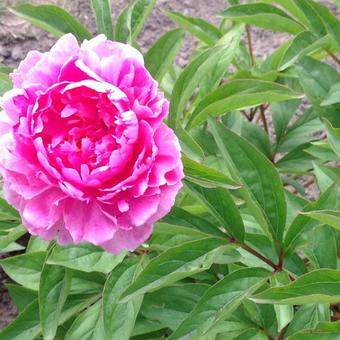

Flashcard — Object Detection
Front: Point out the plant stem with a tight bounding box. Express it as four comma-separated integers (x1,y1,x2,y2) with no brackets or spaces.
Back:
260,105,269,133
326,49,340,67
246,25,255,66
241,243,281,271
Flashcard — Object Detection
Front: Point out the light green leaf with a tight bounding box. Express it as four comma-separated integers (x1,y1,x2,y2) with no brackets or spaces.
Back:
9,4,92,41
284,182,339,254
176,126,205,161
47,243,126,273
322,82,340,106
115,0,156,43
301,210,340,232
183,155,240,190
0,225,26,253
253,269,340,305
295,57,340,127
278,32,331,71
166,11,222,46
65,300,105,340
187,79,302,129
185,181,245,242
0,251,45,290
220,3,304,34
285,304,330,338
26,236,50,253
0,300,40,340
39,264,72,340
145,29,185,82
169,267,270,339
91,0,113,39
120,238,227,302
306,225,337,269
0,73,12,96
272,272,294,331
168,45,229,129
103,257,146,339
209,119,287,243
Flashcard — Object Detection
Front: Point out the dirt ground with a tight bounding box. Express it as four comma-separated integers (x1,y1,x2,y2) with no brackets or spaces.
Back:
0,0,339,330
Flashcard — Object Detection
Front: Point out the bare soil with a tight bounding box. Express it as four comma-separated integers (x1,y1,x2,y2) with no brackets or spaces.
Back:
0,0,339,330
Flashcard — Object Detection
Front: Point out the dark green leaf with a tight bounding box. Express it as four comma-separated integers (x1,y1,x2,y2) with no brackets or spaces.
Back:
185,181,245,242
209,119,287,243
140,283,210,330
6,284,37,312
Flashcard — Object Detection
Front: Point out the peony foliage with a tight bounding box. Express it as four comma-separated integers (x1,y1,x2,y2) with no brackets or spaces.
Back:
1,0,340,339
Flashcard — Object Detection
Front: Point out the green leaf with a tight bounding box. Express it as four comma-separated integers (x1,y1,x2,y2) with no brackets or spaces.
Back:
39,264,72,340
323,119,340,158
295,57,340,127
272,0,310,27
183,155,240,190
185,181,245,242
187,79,302,129
145,29,185,82
9,4,91,41
120,238,227,302
322,82,340,106
292,0,326,36
166,11,222,46
272,272,294,331
0,225,26,252
162,206,227,238
284,182,339,254
91,0,113,39
209,119,287,243
26,236,50,253
115,0,156,43
65,300,105,340
140,283,209,330
278,31,331,71
0,73,12,96
176,126,205,161
220,3,304,34
103,257,145,339
253,269,340,305
47,243,126,273
0,300,40,340
169,267,270,339
308,224,338,269
168,45,229,129
0,251,45,290
285,304,330,338
308,0,340,48
301,210,340,232
6,284,37,312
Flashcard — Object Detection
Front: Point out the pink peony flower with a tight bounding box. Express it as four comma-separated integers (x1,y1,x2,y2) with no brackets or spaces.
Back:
0,34,183,254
